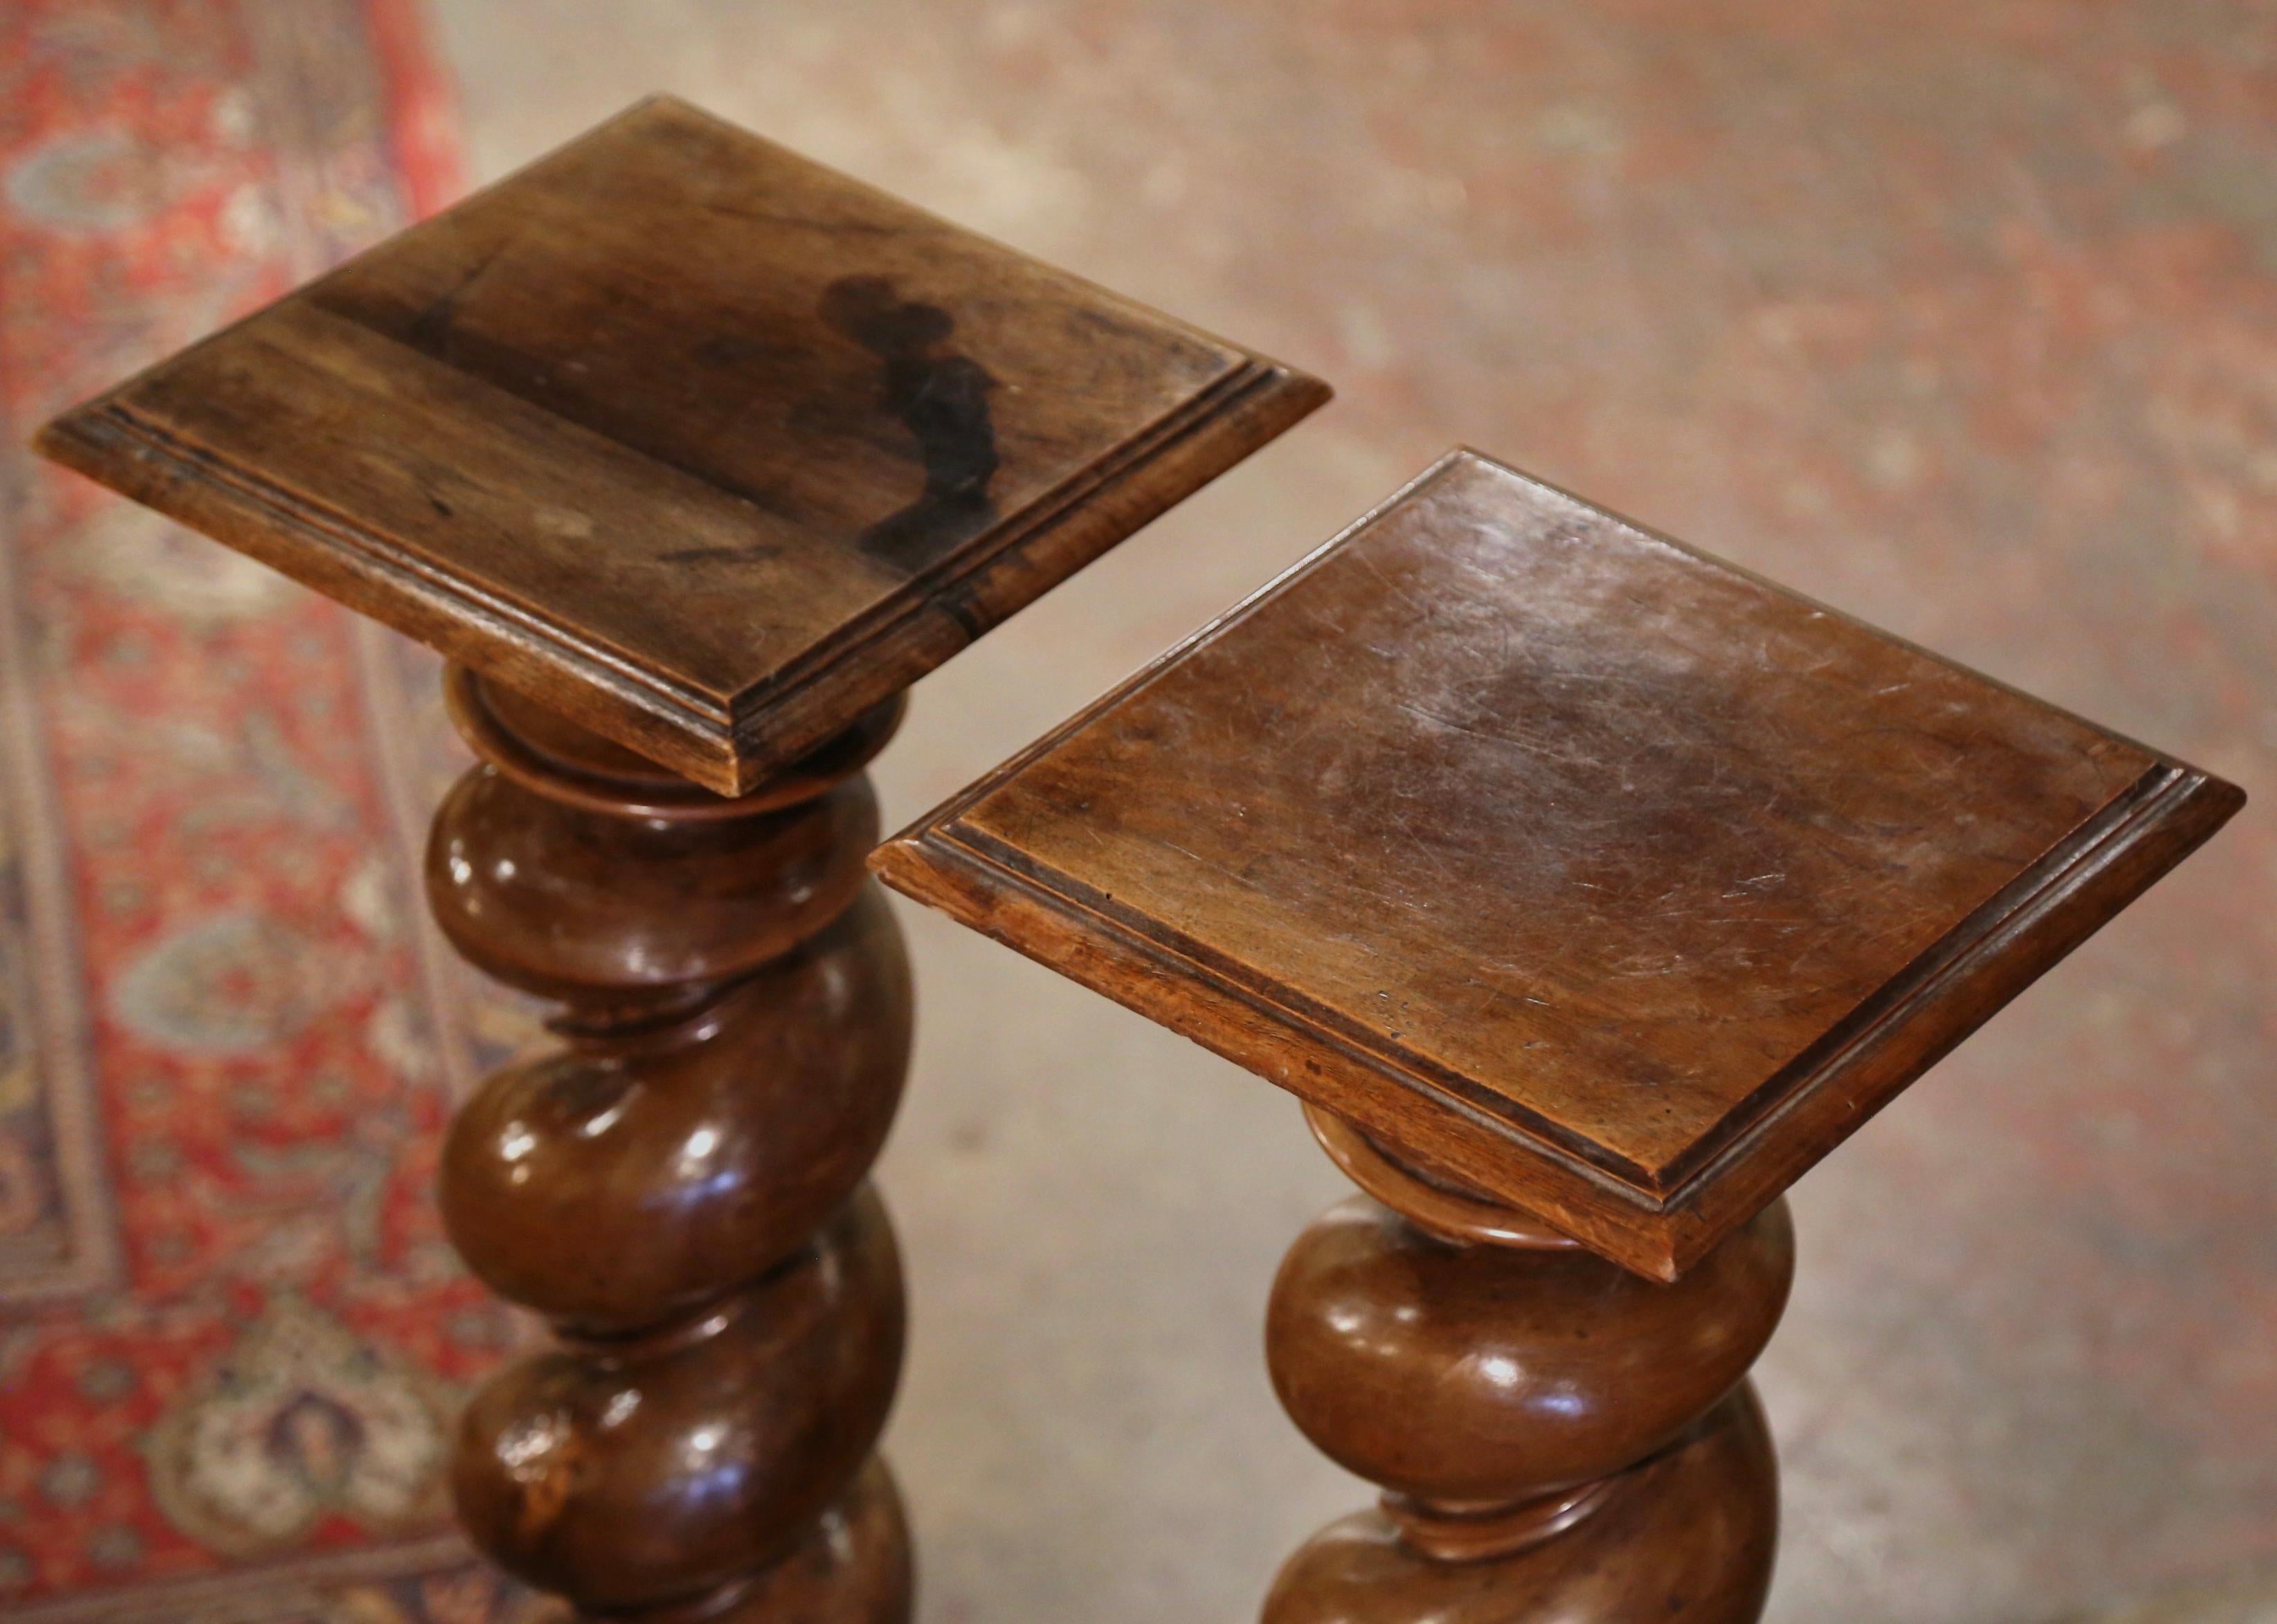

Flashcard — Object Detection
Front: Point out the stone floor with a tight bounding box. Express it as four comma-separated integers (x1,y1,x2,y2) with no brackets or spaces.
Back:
422,4,2277,1621
2063,1558,2277,1624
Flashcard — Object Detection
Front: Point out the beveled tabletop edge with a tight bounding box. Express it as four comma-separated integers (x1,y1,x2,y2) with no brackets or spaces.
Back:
37,350,1324,796
30,94,1330,796
871,448,2247,1279
715,353,1325,788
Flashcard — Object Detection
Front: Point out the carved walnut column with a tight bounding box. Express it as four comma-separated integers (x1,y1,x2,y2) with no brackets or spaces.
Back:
873,448,2242,1621
35,95,1325,1621
1260,1108,1789,1621
429,673,914,1619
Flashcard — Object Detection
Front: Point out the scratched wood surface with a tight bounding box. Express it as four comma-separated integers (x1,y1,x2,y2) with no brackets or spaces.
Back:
35,94,1326,794
873,450,2243,1278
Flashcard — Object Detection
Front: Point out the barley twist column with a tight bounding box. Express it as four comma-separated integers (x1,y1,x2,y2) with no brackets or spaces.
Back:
1261,1108,1788,1622
870,448,2241,1624
35,93,1326,1619
428,670,911,1620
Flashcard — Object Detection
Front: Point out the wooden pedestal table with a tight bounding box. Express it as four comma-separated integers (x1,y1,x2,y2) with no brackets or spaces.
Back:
872,449,2243,1622
35,95,1326,1623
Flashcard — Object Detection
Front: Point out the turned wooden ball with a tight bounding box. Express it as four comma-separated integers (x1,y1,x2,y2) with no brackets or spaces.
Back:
1263,1388,1780,1624
1265,1195,1794,1505
439,890,911,1332
693,1457,916,1624
426,765,878,1005
451,1186,905,1611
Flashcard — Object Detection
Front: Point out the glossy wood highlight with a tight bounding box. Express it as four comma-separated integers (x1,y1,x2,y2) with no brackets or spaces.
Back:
437,672,913,1620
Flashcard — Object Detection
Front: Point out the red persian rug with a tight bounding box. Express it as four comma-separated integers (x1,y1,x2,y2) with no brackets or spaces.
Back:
0,3,548,1619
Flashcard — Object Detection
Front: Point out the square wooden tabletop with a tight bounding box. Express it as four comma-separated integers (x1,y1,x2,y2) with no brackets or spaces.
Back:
35,96,1326,794
873,450,2242,1278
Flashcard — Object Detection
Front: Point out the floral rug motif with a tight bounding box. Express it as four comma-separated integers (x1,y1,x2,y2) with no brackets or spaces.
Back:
0,3,547,1618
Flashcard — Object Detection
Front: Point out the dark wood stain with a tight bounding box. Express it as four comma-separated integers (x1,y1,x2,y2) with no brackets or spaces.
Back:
825,275,999,490
33,94,1327,794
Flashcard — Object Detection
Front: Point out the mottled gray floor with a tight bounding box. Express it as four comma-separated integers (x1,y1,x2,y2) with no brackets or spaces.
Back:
425,6,2277,1621
2062,1560,2277,1624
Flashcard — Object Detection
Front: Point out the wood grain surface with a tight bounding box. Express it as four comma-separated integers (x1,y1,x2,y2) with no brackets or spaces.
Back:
35,95,1326,793
873,449,2243,1278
